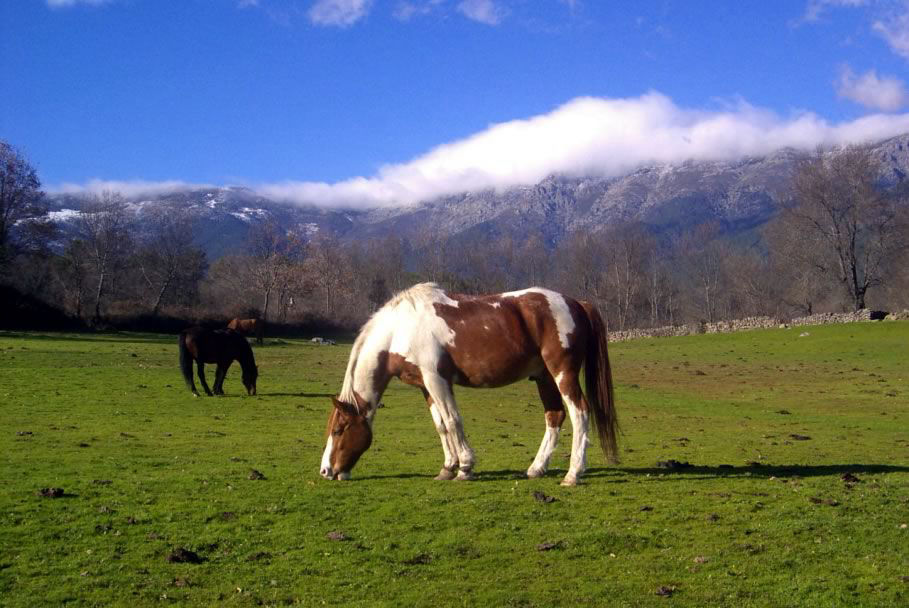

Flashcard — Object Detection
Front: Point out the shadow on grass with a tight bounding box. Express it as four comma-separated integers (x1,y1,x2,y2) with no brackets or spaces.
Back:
586,463,909,480
0,331,168,344
262,392,335,399
355,463,909,483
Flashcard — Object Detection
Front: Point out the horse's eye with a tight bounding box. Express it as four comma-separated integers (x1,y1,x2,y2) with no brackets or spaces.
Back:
332,427,344,436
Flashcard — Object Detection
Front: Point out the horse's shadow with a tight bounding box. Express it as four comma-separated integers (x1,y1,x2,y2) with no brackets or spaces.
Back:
585,463,909,481
262,392,335,399
354,463,909,483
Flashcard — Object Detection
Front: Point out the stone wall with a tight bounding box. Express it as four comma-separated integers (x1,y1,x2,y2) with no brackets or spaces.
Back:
607,309,903,343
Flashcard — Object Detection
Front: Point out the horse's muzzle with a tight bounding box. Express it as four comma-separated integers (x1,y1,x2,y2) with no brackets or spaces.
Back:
320,466,349,480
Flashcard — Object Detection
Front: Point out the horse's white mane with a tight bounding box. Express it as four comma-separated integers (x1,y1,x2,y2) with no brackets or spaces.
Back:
338,283,443,407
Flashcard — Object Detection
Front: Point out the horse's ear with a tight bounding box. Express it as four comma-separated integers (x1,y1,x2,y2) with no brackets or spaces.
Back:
331,396,347,414
332,397,357,418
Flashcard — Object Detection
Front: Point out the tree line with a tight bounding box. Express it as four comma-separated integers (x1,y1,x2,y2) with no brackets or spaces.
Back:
2,139,908,333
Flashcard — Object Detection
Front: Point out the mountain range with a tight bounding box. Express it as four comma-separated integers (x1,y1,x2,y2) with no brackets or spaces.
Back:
46,133,909,258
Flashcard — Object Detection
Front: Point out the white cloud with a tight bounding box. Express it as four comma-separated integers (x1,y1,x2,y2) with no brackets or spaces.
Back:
255,93,909,208
52,94,909,209
46,0,113,6
308,0,373,27
798,0,869,24
873,8,909,59
394,0,444,21
457,0,507,25
836,65,909,110
52,179,210,198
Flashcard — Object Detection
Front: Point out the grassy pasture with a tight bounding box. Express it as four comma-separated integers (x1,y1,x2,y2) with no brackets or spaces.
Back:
1,323,907,607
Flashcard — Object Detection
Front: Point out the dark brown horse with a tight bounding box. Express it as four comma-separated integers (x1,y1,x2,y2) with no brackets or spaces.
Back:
227,317,264,344
179,327,258,396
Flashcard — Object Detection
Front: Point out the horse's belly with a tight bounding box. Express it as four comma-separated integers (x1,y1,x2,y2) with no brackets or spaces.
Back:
450,353,543,389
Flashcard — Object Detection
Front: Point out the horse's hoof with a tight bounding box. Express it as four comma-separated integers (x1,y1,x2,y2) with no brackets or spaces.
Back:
560,477,579,487
455,469,476,481
434,468,456,481
526,467,544,479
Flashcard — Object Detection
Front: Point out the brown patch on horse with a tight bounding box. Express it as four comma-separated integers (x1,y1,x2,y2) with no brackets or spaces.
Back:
544,408,566,429
431,295,546,388
386,352,424,388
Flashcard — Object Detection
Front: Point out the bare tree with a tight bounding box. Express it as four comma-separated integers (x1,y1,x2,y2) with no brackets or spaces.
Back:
246,221,301,322
0,140,47,267
785,146,906,310
603,223,652,330
763,218,829,315
76,191,133,323
53,240,92,318
135,204,207,315
302,234,355,318
554,231,609,316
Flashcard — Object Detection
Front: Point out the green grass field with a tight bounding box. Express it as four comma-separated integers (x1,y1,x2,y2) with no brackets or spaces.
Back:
1,323,907,607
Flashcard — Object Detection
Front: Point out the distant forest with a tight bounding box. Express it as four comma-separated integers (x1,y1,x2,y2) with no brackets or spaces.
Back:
2,140,908,334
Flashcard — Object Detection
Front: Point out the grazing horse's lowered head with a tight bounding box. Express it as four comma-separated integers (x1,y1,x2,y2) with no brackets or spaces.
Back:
320,397,373,480
241,364,258,396
319,282,618,485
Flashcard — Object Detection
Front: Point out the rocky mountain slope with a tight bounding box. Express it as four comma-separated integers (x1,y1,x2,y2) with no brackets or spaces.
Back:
45,133,909,257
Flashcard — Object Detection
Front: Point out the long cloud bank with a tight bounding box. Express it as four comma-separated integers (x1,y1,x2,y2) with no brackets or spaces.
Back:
56,93,909,208
257,92,909,208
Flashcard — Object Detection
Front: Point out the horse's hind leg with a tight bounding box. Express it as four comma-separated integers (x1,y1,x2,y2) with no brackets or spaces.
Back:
423,372,475,480
527,374,566,479
421,388,460,480
196,362,214,396
552,371,589,486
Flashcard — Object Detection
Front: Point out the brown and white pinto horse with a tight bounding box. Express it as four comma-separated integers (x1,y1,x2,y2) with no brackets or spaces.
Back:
320,283,618,486
227,317,264,344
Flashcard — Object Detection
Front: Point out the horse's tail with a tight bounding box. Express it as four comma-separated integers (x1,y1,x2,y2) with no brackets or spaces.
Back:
178,331,195,392
580,301,619,464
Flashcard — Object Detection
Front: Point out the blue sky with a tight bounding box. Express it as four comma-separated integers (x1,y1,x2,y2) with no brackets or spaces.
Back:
3,0,909,206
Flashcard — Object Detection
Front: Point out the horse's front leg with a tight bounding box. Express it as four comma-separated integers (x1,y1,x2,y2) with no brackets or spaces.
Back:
213,364,227,395
196,362,214,396
421,388,459,480
424,374,475,480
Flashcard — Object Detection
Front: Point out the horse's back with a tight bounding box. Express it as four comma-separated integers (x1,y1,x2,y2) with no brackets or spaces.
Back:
182,326,247,364
402,290,557,387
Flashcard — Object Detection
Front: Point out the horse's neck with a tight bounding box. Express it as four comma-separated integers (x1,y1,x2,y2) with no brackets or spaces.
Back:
341,323,393,413
236,344,254,370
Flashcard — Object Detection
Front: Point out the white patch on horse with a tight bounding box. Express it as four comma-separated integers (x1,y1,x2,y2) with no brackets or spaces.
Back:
528,424,561,478
320,436,334,478
562,394,588,485
502,287,574,348
338,283,456,410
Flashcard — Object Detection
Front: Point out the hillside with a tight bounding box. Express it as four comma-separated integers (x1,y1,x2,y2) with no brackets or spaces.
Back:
44,133,909,257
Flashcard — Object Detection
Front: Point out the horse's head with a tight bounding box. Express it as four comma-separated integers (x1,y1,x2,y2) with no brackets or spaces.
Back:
242,365,258,396
320,397,372,480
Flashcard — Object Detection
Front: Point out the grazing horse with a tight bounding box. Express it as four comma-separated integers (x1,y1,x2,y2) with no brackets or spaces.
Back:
179,327,258,396
320,283,617,486
227,317,264,344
